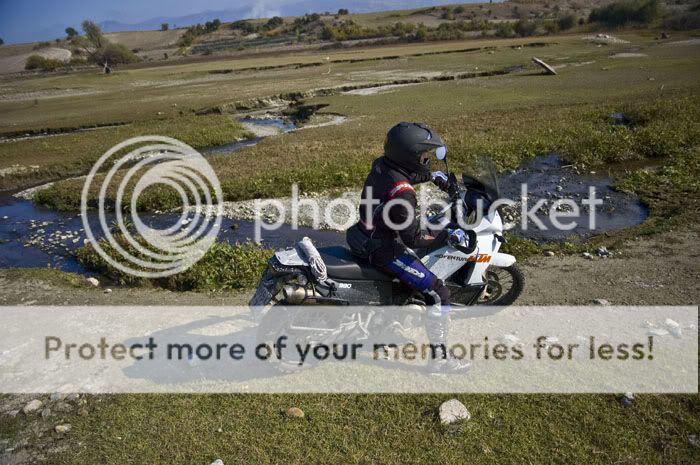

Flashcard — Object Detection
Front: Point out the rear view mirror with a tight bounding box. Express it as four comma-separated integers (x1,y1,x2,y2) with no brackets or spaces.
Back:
436,146,447,160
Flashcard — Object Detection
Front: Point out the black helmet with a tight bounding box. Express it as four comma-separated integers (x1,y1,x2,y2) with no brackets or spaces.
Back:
384,122,444,176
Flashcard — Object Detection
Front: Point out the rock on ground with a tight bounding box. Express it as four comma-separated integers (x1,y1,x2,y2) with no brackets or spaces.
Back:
54,424,71,433
22,399,43,414
286,407,305,418
439,399,470,424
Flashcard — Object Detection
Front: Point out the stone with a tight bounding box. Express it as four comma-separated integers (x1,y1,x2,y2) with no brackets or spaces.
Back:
592,298,611,306
41,408,51,418
439,399,470,424
544,251,555,257
86,277,99,287
286,407,305,418
104,288,112,294
65,393,79,403
620,392,634,408
582,252,592,260
664,318,682,337
210,460,224,465
22,399,43,414
53,402,72,413
596,246,611,257
54,424,71,434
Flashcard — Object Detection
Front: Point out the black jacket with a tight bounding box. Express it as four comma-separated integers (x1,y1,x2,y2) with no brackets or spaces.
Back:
358,156,433,249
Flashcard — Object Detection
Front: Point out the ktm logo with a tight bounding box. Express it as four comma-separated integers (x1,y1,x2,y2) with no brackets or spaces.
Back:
468,254,492,263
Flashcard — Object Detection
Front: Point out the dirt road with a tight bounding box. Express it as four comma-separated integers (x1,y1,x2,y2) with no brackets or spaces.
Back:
0,227,698,307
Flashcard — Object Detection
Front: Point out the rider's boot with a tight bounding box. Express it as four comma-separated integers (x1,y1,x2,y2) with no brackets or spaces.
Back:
424,308,472,374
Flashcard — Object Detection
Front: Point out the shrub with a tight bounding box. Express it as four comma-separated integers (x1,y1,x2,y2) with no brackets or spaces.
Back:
161,23,169,31
90,43,139,64
76,236,272,291
589,0,660,27
558,14,577,30
265,16,284,29
495,22,516,38
514,19,537,36
663,11,700,30
24,54,63,71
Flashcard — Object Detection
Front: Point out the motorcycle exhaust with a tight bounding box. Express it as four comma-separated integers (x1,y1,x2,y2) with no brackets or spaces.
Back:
282,284,308,304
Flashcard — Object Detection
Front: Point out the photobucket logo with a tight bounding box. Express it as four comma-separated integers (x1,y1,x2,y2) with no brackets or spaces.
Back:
81,136,223,278
252,183,604,240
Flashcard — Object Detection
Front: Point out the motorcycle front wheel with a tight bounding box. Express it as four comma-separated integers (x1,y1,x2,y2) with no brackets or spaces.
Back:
450,264,524,307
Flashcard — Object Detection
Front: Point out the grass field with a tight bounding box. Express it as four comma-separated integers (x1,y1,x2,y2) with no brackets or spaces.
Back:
11,393,688,464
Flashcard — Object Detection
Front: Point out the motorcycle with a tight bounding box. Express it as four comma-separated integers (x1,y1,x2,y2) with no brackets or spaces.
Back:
249,154,524,369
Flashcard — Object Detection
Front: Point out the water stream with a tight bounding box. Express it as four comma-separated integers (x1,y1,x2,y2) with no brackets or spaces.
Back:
0,120,649,273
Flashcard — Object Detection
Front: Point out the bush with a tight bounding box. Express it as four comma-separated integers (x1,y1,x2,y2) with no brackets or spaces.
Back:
90,43,139,65
589,0,660,27
495,22,516,38
24,54,64,71
663,11,700,30
33,41,51,50
514,19,537,37
265,16,284,29
558,14,577,30
76,236,272,291
161,23,169,31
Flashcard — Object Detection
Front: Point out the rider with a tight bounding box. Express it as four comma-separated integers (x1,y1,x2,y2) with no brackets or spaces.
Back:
348,122,471,374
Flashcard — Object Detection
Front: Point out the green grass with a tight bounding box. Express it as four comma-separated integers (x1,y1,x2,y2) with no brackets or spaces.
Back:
0,267,89,288
75,237,272,291
0,115,251,192
11,393,688,464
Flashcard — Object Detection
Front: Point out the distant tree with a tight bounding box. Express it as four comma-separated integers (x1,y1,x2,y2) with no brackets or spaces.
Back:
338,8,349,15
589,0,660,27
495,22,515,37
454,6,465,14
0,38,4,46
266,16,284,29
81,20,105,49
161,23,169,31
204,19,221,32
414,25,428,41
65,27,79,39
558,14,577,30
90,43,139,65
514,19,537,36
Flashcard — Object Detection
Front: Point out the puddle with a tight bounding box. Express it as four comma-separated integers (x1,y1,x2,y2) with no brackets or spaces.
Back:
499,155,648,241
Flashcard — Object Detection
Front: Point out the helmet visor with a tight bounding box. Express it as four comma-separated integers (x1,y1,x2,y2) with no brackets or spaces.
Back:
435,146,447,160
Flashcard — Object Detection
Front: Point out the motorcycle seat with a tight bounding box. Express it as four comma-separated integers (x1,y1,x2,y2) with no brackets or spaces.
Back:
318,246,394,282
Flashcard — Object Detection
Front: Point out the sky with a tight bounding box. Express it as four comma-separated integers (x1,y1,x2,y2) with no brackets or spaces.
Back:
0,0,486,44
